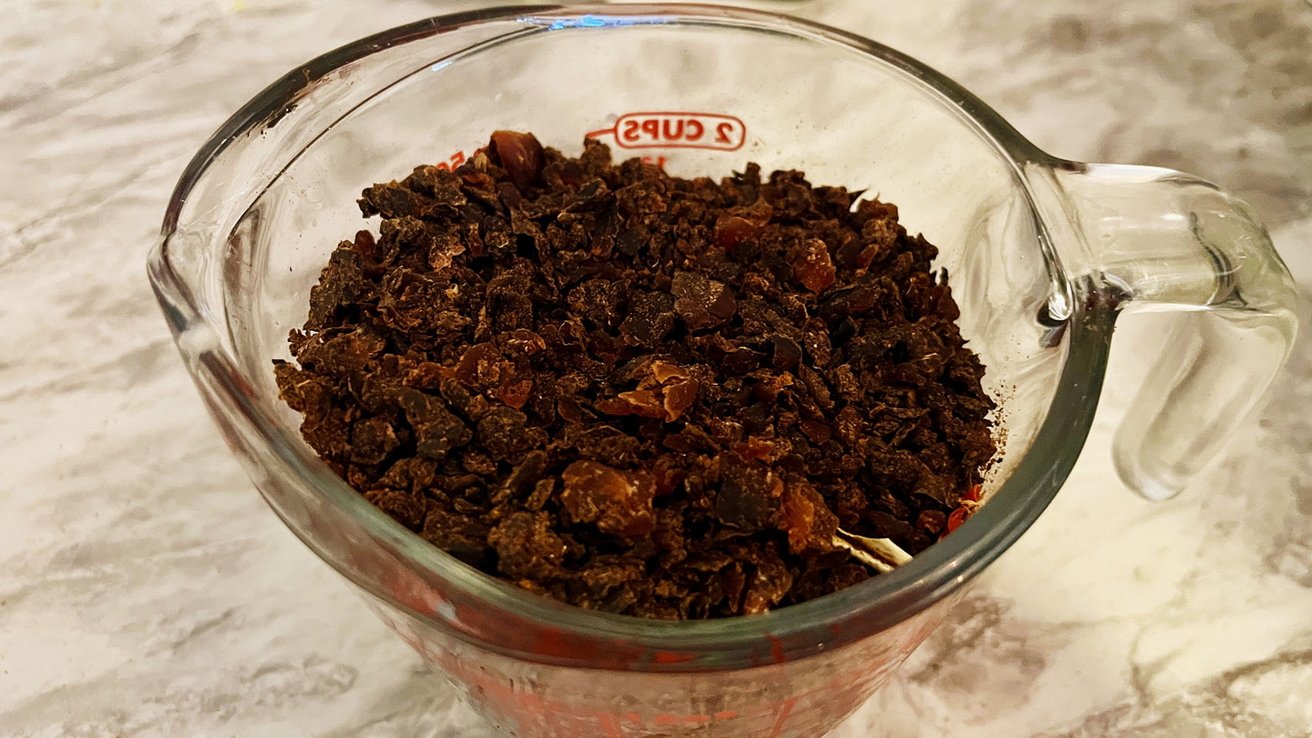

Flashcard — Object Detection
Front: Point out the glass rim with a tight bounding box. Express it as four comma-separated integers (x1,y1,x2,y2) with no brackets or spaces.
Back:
149,3,1112,670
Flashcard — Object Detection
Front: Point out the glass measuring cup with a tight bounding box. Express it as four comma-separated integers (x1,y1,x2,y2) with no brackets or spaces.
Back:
147,5,1299,737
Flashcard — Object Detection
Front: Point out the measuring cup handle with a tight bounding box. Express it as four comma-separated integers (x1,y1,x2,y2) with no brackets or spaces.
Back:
1045,163,1300,500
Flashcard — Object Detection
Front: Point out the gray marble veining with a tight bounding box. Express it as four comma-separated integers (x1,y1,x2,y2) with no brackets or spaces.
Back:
2,1,1310,736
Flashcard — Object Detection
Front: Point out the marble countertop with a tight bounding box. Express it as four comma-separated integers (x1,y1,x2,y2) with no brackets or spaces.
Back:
3,1,1311,736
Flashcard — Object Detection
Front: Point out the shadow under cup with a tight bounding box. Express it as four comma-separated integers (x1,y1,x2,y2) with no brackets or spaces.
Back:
149,5,1297,737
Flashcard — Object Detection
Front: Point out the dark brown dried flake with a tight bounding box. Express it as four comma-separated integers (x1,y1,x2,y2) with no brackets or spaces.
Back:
489,511,565,579
349,417,399,465
364,489,427,530
476,406,545,463
421,508,489,564
619,291,676,346
714,453,784,532
306,248,366,328
672,271,737,331
396,388,471,461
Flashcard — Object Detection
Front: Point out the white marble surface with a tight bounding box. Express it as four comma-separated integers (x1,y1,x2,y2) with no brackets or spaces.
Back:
3,1,1311,736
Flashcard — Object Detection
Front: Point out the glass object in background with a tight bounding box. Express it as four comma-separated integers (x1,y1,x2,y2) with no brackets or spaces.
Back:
148,5,1298,736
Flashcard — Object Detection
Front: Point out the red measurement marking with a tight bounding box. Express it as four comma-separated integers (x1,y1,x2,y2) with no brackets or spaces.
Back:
588,111,746,151
434,146,484,171
653,713,713,726
766,696,798,738
651,649,697,664
381,564,445,617
594,711,624,737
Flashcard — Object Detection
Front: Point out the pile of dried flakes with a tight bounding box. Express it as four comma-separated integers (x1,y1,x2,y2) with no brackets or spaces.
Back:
275,131,995,619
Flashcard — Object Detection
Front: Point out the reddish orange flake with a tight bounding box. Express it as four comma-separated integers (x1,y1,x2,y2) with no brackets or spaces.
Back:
778,481,838,554
793,238,836,292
